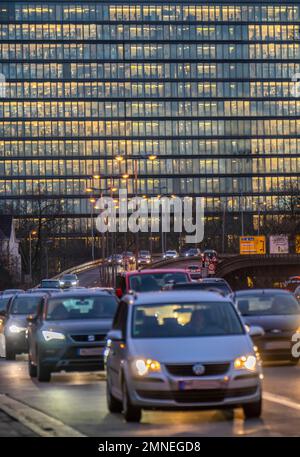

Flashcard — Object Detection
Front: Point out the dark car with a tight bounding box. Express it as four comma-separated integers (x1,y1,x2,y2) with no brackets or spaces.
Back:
165,278,232,297
233,289,300,363
27,290,118,382
3,293,46,360
39,279,61,289
116,269,192,298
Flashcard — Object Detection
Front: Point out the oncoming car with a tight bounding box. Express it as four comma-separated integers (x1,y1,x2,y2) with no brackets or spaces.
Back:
105,291,263,423
27,290,118,382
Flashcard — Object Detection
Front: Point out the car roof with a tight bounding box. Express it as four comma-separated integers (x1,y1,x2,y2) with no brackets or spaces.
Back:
48,290,113,299
13,292,46,298
235,288,291,295
120,269,190,277
126,290,230,305
200,278,228,283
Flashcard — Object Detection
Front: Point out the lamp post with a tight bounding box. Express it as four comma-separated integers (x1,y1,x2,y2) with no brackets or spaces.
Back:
29,229,37,284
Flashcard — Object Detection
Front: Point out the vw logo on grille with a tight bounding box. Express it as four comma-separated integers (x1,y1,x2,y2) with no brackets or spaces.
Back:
192,363,205,376
88,335,95,342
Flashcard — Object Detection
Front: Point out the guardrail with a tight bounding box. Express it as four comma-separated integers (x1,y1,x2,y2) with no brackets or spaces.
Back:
53,259,102,279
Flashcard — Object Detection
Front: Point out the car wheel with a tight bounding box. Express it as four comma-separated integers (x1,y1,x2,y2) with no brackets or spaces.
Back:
106,380,122,413
37,359,51,382
122,379,142,423
243,395,262,419
28,355,37,378
5,340,16,361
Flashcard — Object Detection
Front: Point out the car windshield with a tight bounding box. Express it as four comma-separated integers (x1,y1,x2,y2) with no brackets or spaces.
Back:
0,296,11,312
41,281,60,288
46,295,118,320
10,296,42,315
129,272,189,292
140,251,150,256
63,275,77,280
132,302,244,338
236,293,300,316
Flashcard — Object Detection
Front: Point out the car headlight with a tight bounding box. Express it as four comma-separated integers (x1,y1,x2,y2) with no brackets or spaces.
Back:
234,355,257,371
132,358,161,376
9,324,26,334
42,330,65,342
71,281,77,285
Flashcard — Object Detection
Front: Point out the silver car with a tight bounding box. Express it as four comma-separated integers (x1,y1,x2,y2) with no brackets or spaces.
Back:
105,290,263,422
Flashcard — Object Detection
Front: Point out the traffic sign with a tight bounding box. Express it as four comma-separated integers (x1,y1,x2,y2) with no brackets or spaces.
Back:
240,236,266,255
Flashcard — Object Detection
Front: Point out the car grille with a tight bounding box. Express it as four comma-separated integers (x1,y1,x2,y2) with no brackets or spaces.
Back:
136,386,257,403
63,347,104,359
70,334,106,342
165,363,230,377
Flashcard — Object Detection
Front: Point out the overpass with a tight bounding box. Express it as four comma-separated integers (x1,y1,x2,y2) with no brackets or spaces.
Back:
55,254,300,289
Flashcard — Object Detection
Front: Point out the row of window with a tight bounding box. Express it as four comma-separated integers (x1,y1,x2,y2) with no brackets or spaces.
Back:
1,23,300,42
0,176,298,198
2,195,296,218
2,81,298,98
2,62,300,80
9,4,300,23
3,100,300,118
1,119,300,138
1,138,298,157
2,43,300,60
2,157,299,177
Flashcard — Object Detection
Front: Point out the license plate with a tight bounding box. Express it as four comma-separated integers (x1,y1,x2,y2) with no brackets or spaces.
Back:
178,380,223,391
78,347,103,356
265,341,291,350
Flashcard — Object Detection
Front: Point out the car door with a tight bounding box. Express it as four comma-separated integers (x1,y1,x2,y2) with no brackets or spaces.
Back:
28,297,45,364
108,301,128,399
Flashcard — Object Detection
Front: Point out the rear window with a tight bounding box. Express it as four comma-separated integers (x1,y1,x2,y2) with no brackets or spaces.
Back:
129,272,189,292
236,293,300,316
0,296,10,312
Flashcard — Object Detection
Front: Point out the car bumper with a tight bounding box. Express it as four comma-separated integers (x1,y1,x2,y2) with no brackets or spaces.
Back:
38,343,105,372
255,335,295,361
125,367,262,410
5,333,28,354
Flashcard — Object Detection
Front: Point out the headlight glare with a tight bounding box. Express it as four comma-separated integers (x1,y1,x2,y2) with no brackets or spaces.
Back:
234,355,257,371
133,358,161,376
9,324,26,334
42,330,65,342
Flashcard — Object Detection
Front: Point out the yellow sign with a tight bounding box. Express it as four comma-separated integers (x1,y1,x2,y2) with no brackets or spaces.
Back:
240,236,266,255
296,235,300,254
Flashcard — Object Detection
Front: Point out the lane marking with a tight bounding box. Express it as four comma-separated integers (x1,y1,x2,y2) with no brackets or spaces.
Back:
263,391,300,411
0,394,86,437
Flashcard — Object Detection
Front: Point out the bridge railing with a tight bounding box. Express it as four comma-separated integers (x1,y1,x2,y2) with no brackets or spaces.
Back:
53,259,102,279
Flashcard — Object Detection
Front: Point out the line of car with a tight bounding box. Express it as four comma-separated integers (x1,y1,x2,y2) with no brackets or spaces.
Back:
1,269,300,425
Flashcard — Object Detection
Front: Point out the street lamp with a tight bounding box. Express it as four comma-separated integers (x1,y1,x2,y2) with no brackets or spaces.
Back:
29,229,37,283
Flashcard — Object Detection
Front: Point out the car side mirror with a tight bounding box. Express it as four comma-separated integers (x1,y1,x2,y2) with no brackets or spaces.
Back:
27,314,38,323
116,288,123,299
107,329,123,341
248,326,264,338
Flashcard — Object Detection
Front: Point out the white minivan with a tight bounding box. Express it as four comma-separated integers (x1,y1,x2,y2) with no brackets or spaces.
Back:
105,290,263,422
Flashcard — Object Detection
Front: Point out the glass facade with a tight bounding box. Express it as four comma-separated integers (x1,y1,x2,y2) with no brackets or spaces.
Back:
0,1,300,236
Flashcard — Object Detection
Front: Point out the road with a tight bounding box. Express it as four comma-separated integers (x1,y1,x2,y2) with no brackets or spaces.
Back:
0,356,300,437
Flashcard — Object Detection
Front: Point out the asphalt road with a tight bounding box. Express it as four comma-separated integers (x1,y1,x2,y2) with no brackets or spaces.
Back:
0,356,300,437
